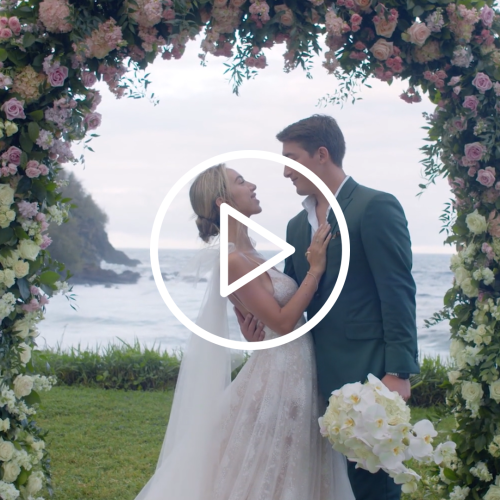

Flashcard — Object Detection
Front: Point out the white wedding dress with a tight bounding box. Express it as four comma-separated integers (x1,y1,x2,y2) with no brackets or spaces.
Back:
135,265,355,500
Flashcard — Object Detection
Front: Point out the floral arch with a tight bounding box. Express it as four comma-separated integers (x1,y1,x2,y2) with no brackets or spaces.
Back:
0,0,497,498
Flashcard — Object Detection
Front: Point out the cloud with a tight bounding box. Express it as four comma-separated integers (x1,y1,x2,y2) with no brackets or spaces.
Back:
67,37,450,254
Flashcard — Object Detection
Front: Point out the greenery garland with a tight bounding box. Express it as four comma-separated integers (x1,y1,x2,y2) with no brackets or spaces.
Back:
0,0,496,498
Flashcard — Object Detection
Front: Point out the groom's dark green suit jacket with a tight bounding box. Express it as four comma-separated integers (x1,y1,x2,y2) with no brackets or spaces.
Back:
284,177,420,402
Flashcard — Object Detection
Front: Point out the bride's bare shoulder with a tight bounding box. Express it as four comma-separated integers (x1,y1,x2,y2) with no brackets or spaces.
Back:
227,251,254,283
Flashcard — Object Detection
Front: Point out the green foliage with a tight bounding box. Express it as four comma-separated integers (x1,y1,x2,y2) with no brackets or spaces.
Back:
410,355,455,407
34,339,182,391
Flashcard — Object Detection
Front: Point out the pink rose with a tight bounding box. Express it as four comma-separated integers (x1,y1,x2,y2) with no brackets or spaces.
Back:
449,176,465,190
5,146,21,165
82,70,97,87
351,13,362,26
463,95,479,113
1,98,25,120
375,19,398,38
40,234,52,250
468,166,478,177
83,112,102,130
38,164,49,175
472,72,493,93
483,188,500,203
482,242,495,260
0,28,12,39
481,5,495,27
451,116,467,131
25,160,40,178
163,8,176,19
353,0,371,10
354,41,366,50
465,142,487,162
407,21,431,46
449,76,461,86
0,17,8,28
22,298,40,312
8,17,20,35
489,212,500,237
477,167,496,187
48,66,68,87
370,39,394,60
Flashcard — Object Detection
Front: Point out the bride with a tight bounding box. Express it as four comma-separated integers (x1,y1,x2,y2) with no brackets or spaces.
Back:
134,164,355,500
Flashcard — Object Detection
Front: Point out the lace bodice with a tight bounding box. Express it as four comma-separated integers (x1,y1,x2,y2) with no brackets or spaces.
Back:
264,268,306,340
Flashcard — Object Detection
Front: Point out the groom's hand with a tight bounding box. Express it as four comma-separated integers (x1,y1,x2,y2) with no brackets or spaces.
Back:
381,374,411,402
234,308,265,342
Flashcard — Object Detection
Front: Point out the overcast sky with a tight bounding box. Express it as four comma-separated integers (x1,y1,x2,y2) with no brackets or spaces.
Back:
69,35,453,254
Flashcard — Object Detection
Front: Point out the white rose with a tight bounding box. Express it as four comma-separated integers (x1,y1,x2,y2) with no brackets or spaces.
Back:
490,380,500,403
0,439,14,461
483,268,495,285
0,481,19,500
462,381,483,403
448,371,461,384
407,21,431,46
13,259,29,279
466,209,488,234
461,278,479,297
13,318,30,339
0,250,18,268
2,461,20,483
18,342,31,365
0,184,14,207
454,266,469,285
485,485,500,500
0,418,9,432
26,471,43,495
450,253,464,271
370,39,394,60
450,485,470,500
13,374,33,398
18,239,40,261
1,269,14,288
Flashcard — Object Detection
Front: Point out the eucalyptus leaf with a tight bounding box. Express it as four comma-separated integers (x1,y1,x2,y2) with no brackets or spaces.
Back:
39,271,60,285
0,227,14,244
28,121,40,143
16,277,30,300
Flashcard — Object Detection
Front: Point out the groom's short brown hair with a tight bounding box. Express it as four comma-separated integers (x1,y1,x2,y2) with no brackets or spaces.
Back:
276,115,346,167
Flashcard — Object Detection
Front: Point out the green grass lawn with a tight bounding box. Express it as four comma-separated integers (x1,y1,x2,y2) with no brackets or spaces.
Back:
36,386,454,500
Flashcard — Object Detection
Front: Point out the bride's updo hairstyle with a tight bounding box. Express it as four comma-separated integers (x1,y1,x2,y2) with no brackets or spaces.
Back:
189,163,233,243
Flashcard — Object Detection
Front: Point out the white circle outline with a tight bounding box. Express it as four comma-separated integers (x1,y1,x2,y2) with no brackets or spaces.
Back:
150,150,350,350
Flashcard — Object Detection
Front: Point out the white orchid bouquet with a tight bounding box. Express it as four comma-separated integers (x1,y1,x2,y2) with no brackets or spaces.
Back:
319,374,456,494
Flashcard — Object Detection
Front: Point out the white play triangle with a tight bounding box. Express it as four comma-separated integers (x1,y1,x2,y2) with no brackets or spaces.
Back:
220,203,295,298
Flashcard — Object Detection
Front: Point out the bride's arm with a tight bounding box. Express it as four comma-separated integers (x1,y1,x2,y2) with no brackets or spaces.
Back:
229,223,331,336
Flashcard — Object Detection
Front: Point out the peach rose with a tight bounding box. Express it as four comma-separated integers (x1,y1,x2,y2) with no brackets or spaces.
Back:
370,39,393,60
407,21,431,46
353,0,371,10
375,19,397,38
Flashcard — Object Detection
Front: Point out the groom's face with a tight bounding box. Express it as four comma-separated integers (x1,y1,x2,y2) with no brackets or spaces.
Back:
282,142,319,196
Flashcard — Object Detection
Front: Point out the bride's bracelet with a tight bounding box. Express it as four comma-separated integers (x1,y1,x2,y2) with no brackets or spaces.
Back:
306,271,319,292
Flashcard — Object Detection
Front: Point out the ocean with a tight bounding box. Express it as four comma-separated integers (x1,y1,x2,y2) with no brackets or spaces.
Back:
37,249,453,359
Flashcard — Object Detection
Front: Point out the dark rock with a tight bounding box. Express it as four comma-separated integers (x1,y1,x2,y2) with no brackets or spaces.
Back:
69,266,141,285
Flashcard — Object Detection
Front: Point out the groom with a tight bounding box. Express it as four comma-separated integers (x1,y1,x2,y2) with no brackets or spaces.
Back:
237,114,420,500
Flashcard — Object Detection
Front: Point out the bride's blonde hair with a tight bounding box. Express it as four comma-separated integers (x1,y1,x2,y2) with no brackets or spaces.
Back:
189,163,233,243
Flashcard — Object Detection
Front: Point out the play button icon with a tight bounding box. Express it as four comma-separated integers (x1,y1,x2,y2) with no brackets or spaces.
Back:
219,203,295,297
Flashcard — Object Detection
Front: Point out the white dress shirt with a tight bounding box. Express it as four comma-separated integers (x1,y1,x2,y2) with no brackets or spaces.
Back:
302,176,350,241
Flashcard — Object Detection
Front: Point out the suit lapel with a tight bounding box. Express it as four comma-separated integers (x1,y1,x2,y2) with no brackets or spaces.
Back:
294,213,310,281
328,177,357,232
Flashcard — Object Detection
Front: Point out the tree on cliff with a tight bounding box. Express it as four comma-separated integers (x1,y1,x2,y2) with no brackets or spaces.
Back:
48,170,140,284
